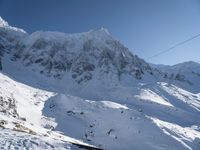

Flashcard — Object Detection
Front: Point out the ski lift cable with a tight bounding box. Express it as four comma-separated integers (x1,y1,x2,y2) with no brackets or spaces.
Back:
146,33,200,60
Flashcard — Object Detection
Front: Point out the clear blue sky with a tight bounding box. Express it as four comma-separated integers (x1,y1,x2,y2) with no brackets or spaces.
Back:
0,0,200,65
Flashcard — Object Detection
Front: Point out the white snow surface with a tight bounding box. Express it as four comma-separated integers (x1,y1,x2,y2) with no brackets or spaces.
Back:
0,17,200,150
0,17,9,27
0,16,26,33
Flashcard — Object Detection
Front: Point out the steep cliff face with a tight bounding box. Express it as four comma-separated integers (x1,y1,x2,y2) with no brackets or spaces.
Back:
0,57,2,71
0,38,4,70
0,20,153,84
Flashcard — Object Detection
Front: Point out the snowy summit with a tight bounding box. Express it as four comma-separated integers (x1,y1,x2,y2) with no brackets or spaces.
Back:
0,16,9,27
0,17,200,150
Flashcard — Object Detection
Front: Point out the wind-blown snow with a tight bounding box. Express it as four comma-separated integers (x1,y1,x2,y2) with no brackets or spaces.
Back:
100,101,129,109
151,117,200,150
135,88,173,107
159,82,200,111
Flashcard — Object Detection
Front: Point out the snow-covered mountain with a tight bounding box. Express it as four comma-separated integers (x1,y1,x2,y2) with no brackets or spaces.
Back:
155,61,200,82
0,16,200,150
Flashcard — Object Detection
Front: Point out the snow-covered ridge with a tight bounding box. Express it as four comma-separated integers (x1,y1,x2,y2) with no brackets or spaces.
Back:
0,17,153,85
153,61,200,73
0,16,26,33
0,17,200,150
1,16,199,86
152,61,200,88
0,16,9,27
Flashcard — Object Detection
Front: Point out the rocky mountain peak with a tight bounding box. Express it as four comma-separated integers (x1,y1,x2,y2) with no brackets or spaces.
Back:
0,16,26,33
0,20,153,84
0,16,9,27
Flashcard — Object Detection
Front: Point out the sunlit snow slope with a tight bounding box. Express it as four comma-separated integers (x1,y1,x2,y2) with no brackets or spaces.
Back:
0,16,200,150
